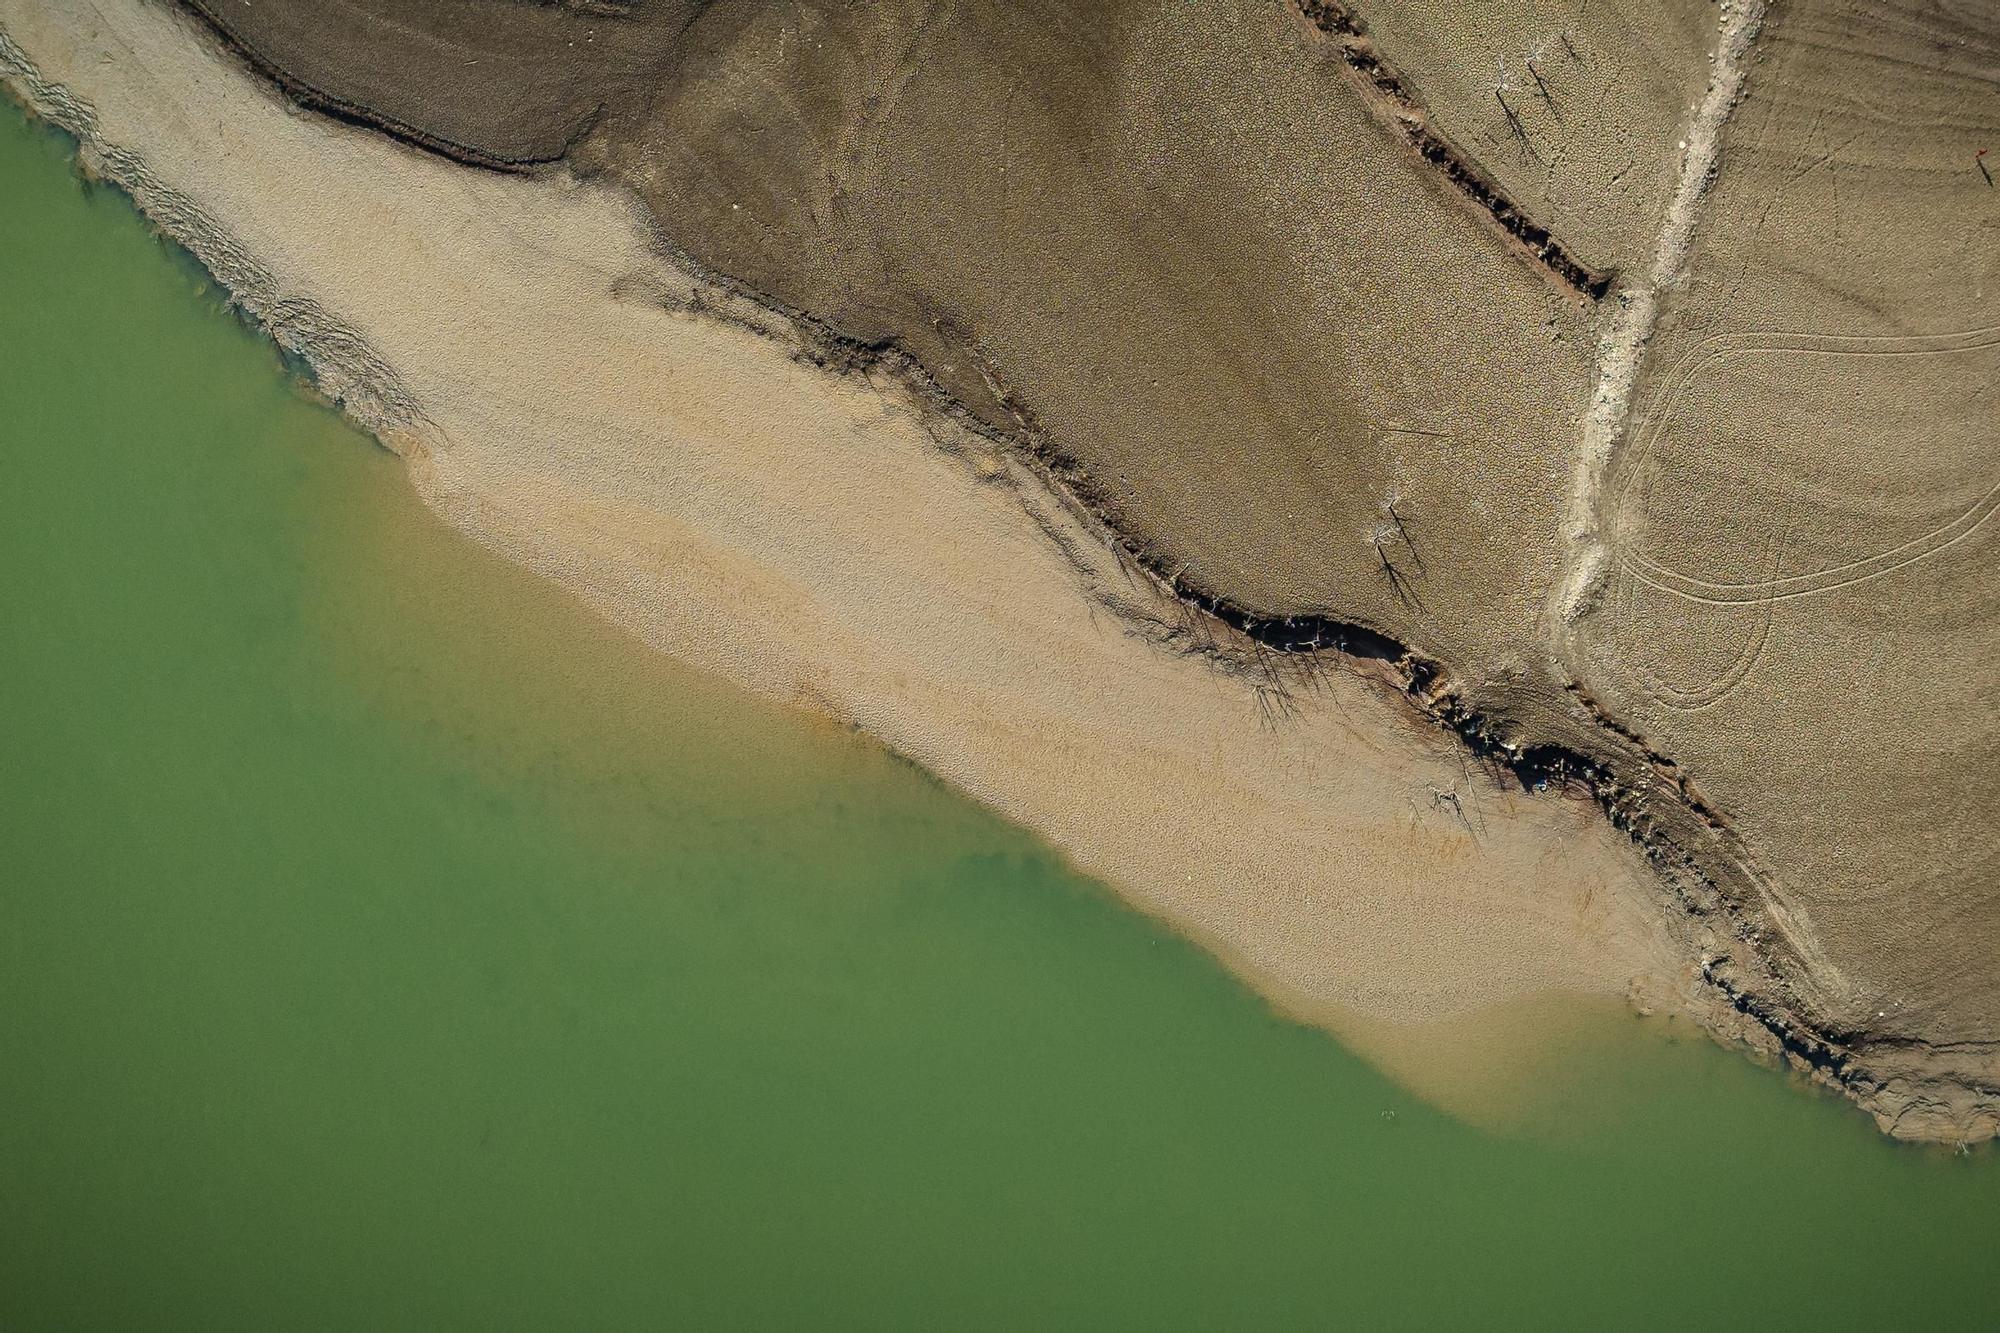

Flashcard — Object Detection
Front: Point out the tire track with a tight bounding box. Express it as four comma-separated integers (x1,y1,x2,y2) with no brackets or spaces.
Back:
1617,323,2000,606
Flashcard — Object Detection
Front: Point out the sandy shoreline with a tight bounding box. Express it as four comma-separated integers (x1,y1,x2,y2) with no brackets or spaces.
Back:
0,0,1718,1111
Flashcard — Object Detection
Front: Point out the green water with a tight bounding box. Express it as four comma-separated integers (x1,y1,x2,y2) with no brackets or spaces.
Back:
0,102,1994,1331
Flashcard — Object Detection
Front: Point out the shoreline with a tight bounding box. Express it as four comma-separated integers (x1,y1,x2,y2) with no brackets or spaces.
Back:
3,0,1986,1141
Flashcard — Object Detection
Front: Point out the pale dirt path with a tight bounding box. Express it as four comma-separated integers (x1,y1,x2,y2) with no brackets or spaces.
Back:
1,0,1693,1102
1550,0,1770,649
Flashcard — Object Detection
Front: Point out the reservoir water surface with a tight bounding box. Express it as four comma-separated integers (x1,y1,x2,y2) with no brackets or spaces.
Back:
1,102,1995,1331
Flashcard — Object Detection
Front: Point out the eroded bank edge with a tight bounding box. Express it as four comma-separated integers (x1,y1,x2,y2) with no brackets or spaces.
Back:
0,29,429,440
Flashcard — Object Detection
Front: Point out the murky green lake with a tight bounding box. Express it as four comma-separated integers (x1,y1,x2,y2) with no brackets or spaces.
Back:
1,102,1995,1331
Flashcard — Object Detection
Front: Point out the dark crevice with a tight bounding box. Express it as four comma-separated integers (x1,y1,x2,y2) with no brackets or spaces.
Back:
1702,959,1855,1079
1178,592,1406,659
1293,0,1614,299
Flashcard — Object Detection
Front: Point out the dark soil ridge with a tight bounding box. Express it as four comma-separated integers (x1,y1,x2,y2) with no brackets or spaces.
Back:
177,0,598,171
162,0,1985,1141
1292,0,1615,299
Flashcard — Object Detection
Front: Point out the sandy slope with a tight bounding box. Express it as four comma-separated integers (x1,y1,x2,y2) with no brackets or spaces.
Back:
0,0,1698,1094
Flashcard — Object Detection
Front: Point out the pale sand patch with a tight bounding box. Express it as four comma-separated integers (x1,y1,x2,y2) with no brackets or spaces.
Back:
1325,993,1671,1135
1,0,1696,1088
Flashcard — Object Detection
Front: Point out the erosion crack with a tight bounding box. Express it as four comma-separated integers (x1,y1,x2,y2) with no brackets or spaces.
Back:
1290,0,1614,299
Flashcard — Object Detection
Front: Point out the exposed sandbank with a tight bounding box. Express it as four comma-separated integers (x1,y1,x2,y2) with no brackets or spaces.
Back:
0,0,1714,1109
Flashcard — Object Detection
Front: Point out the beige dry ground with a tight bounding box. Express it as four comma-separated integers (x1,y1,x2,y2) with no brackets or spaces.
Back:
0,0,1702,1119
5,0,1995,1142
